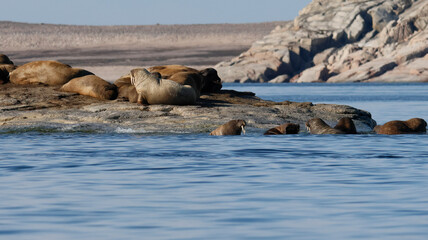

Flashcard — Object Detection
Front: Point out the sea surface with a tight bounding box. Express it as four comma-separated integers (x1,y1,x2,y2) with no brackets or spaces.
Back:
1,83,427,240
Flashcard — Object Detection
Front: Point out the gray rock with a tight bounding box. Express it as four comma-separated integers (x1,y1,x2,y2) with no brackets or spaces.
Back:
292,64,329,83
0,85,377,134
328,58,398,83
215,0,428,83
313,48,336,65
269,74,290,83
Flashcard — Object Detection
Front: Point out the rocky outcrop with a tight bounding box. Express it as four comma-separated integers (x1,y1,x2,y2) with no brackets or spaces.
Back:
0,84,376,134
216,0,428,83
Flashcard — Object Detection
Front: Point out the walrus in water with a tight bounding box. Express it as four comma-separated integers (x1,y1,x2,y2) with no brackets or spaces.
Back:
264,123,300,135
210,120,246,136
333,117,357,134
60,75,118,100
130,68,196,105
9,60,93,86
374,118,427,135
306,118,345,134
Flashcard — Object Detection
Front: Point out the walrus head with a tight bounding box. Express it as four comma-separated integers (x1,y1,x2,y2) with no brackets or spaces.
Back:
0,64,16,84
305,118,327,133
334,117,357,134
405,118,427,132
130,68,160,91
0,54,14,65
281,123,300,134
235,119,247,135
306,118,345,134
209,119,246,136
200,68,222,93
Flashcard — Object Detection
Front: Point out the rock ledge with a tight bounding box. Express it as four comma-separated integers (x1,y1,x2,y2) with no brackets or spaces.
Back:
0,84,376,134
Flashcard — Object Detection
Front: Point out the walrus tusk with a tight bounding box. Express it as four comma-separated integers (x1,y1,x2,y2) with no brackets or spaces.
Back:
241,125,246,135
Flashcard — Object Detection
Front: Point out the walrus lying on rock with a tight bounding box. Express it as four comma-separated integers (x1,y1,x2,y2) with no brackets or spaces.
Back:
114,74,139,103
0,64,16,84
130,68,197,105
306,117,357,134
210,120,246,136
147,65,222,95
9,60,93,86
264,123,300,135
0,54,14,65
115,65,222,103
60,75,118,100
374,118,427,135
0,54,16,84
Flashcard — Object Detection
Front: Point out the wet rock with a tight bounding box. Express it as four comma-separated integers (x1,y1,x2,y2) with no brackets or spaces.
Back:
0,84,376,134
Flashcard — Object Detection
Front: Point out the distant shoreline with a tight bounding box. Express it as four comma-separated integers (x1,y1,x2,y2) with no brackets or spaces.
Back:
1,21,287,81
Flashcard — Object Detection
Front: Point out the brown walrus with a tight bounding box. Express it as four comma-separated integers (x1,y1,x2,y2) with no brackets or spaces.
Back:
130,68,196,105
148,65,222,94
334,117,357,134
0,64,17,84
306,118,345,134
374,118,427,135
210,120,247,136
264,123,300,135
9,60,93,86
0,54,14,65
114,74,139,103
147,65,205,97
60,75,118,100
114,72,164,103
199,67,222,93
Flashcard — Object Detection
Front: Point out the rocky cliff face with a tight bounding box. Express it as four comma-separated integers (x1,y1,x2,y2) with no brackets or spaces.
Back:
215,0,428,83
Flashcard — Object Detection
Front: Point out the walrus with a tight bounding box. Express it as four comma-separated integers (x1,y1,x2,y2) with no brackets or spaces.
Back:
114,74,139,103
114,72,162,103
199,67,222,93
374,118,427,135
0,54,14,65
130,68,196,105
334,117,357,134
210,120,246,136
306,118,345,134
147,65,205,97
264,123,300,135
0,64,16,84
9,60,93,86
60,75,118,100
147,65,222,94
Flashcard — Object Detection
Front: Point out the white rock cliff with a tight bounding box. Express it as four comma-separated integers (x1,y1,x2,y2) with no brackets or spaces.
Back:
215,0,428,83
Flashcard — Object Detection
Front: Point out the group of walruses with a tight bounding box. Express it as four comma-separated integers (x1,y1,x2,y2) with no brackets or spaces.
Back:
0,54,222,103
209,117,427,136
1,54,426,136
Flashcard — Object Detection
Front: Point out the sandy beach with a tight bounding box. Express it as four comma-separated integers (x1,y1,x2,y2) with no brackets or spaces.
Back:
1,21,287,81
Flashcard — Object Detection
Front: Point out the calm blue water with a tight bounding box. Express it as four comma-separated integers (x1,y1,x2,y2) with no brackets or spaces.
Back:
1,83,428,240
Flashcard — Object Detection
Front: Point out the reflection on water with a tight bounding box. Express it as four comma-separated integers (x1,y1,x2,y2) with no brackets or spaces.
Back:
1,83,428,240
